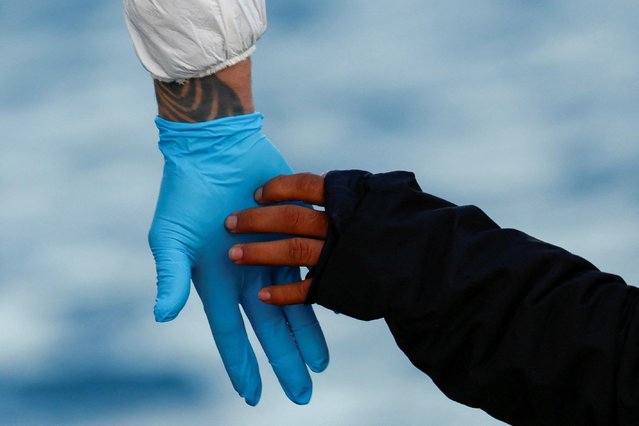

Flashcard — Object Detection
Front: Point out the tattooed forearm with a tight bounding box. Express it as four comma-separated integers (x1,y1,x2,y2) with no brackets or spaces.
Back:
154,74,246,122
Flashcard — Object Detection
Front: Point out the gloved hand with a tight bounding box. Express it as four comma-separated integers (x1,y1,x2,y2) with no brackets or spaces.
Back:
149,112,329,405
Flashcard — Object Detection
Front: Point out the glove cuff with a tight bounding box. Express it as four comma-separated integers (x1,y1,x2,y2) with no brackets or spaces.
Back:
154,112,265,156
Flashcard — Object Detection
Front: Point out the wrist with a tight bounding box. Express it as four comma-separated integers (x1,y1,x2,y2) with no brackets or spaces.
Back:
155,112,265,159
154,59,255,123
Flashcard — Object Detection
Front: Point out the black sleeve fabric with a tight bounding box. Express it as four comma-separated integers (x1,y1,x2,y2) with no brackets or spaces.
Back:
307,170,639,426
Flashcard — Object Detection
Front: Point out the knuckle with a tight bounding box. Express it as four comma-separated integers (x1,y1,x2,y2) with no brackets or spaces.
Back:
283,205,303,229
299,173,324,204
309,210,328,230
288,238,312,265
297,173,317,195
283,205,327,236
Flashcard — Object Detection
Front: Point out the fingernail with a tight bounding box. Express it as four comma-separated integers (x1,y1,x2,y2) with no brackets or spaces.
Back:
229,246,243,261
254,187,263,202
225,215,237,231
258,289,271,302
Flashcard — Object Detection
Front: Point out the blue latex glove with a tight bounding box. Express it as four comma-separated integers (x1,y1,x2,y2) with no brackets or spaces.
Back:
149,112,329,405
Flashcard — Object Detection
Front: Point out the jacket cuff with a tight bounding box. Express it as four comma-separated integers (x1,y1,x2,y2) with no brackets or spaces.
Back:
306,169,454,320
305,169,371,308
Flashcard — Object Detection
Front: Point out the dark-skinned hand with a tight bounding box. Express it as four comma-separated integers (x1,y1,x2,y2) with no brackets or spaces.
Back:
225,173,327,305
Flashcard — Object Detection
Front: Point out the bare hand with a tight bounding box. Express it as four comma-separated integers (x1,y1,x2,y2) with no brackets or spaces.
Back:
225,173,327,305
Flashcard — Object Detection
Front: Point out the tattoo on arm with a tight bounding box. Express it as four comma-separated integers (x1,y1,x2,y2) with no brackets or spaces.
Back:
154,74,245,122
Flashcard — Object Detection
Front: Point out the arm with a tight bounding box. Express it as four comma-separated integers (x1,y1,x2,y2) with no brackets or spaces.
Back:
123,0,328,406
226,171,639,425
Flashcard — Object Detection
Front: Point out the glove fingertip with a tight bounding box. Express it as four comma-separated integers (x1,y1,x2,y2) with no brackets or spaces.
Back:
153,304,180,323
288,385,312,405
303,327,330,372
153,286,189,322
281,304,330,374
222,341,262,406
307,354,329,373
242,384,262,406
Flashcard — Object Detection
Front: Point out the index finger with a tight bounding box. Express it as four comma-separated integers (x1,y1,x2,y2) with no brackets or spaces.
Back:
255,173,325,206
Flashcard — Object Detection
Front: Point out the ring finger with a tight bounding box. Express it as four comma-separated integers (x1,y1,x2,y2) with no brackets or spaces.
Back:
229,238,323,267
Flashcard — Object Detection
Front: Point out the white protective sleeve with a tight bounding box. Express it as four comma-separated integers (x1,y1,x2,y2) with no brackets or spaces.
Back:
123,0,267,82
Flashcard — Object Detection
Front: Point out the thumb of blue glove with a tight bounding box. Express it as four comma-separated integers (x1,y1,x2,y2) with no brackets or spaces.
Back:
150,248,191,321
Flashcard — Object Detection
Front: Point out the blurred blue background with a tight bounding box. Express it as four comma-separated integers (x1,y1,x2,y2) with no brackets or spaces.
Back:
1,1,638,424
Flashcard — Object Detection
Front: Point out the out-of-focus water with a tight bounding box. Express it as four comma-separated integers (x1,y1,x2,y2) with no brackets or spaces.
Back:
1,1,638,425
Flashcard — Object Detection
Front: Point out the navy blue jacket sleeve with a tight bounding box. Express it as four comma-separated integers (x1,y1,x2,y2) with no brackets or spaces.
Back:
307,170,639,425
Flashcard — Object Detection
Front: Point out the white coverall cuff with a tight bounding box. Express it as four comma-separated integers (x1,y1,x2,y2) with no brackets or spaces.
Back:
151,46,257,83
123,0,266,83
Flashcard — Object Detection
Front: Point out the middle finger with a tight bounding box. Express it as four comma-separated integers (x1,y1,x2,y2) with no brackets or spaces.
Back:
228,205,328,238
